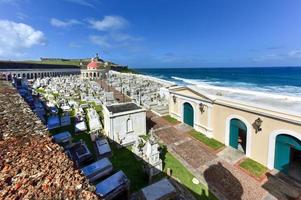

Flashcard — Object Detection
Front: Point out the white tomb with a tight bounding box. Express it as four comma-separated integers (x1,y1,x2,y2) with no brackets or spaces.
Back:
87,108,102,131
103,102,146,147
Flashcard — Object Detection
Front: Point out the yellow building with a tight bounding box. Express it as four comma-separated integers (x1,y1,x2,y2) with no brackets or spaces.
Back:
169,85,301,181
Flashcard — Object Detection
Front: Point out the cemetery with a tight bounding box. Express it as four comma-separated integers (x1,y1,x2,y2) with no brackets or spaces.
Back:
106,71,175,116
3,75,215,200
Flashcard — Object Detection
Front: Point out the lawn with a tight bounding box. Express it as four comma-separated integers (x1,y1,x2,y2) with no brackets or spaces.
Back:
109,142,216,199
109,143,149,192
189,130,224,150
239,158,268,177
163,115,179,124
36,88,46,94
162,152,217,200
48,117,96,158
25,60,81,66
72,132,95,156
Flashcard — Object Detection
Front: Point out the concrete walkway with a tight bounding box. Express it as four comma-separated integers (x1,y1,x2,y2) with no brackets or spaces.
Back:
147,111,301,200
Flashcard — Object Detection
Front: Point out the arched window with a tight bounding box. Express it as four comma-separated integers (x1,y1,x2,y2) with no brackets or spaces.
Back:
126,117,133,133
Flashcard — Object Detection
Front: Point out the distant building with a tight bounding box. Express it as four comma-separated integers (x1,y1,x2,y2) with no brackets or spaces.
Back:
81,53,107,79
0,61,80,81
0,53,108,81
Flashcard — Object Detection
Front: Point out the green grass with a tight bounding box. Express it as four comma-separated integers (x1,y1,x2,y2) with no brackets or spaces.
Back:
163,115,179,124
108,143,217,199
79,100,87,105
139,134,150,141
36,88,46,94
239,158,268,177
162,152,217,200
189,130,224,150
109,144,148,192
72,132,95,157
24,60,82,66
48,117,96,158
52,93,59,98
119,68,138,74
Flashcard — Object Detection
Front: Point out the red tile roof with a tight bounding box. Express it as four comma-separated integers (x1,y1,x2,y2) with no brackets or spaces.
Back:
0,81,99,200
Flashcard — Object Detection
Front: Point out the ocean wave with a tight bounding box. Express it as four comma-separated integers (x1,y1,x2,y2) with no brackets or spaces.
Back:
171,76,301,101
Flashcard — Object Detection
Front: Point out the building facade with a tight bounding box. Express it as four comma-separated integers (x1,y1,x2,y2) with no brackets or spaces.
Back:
169,85,301,181
0,62,81,81
0,54,108,81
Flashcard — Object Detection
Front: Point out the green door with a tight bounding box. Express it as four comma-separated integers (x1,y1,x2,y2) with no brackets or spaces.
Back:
274,134,301,173
183,103,194,127
229,119,247,150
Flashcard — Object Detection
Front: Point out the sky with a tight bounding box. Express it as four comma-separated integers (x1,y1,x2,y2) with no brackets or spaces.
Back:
0,0,301,68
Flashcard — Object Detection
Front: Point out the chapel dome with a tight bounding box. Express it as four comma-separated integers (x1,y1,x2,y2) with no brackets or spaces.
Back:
87,53,104,70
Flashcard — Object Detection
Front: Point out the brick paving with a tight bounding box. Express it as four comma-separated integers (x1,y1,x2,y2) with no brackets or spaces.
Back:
172,139,217,169
155,127,186,145
146,110,272,200
97,79,131,103
201,159,268,200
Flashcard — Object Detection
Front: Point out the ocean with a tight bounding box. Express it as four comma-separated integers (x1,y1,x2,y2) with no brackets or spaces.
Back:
135,67,301,98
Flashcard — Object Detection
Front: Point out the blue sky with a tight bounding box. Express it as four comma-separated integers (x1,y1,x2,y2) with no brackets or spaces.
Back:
0,0,301,68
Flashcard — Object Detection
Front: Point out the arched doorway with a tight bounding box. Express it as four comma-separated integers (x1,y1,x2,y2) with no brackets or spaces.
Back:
183,102,194,127
229,118,247,154
274,134,301,181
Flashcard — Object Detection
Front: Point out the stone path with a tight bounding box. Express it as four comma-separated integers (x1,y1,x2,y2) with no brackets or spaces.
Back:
217,147,246,165
146,111,301,200
98,79,131,103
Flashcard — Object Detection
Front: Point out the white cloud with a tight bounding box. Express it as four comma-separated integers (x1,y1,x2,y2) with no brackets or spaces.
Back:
0,0,17,3
50,18,81,27
89,16,144,54
110,33,143,42
0,20,46,58
89,16,128,31
89,33,143,49
89,35,111,48
288,50,301,58
253,50,301,62
69,42,81,48
64,0,94,7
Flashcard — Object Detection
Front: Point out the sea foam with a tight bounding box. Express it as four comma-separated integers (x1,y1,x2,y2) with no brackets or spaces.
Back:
171,76,301,102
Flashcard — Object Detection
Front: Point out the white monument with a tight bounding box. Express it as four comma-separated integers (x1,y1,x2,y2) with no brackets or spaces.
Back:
103,102,146,147
87,108,102,131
